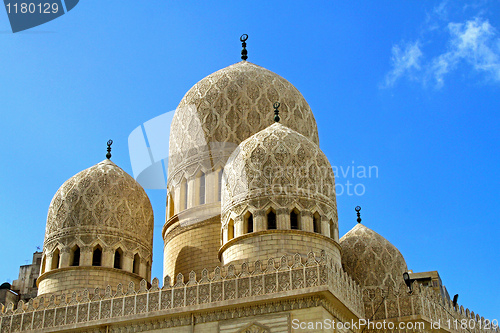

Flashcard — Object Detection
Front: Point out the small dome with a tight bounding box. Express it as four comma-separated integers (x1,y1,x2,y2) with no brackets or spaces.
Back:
168,61,319,182
340,223,408,290
0,282,11,290
222,122,336,214
45,159,154,250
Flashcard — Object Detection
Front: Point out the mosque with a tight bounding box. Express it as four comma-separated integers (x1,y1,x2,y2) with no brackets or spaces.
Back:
0,37,497,333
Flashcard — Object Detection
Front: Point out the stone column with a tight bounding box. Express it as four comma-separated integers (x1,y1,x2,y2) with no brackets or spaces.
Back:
302,211,313,232
60,247,71,268
235,216,244,238
103,248,114,268
254,210,266,232
123,251,134,273
321,216,330,237
277,208,289,230
81,246,93,266
139,258,147,279
187,178,195,209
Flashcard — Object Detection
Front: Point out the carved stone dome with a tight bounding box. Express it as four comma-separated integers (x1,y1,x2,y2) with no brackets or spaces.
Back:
45,159,154,251
340,223,408,290
167,61,320,183
222,122,336,216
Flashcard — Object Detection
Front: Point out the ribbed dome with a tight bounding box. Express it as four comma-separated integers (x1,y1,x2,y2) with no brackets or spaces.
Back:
167,61,319,183
340,223,407,290
222,122,336,214
45,159,154,251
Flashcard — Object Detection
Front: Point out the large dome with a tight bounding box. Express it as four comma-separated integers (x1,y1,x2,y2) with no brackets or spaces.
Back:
222,122,336,216
167,61,319,183
45,159,154,251
340,223,408,290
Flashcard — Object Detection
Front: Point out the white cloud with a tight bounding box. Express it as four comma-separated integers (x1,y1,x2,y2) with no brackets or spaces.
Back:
383,41,422,87
383,1,500,89
431,18,500,87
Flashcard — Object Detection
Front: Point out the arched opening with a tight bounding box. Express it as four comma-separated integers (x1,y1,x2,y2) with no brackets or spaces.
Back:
267,209,277,230
199,172,206,205
228,219,234,241
92,245,102,266
167,192,175,218
313,212,321,233
133,253,140,274
329,219,335,239
244,212,253,234
114,248,123,269
290,209,300,230
51,248,60,269
41,255,46,274
71,245,80,266
218,168,224,202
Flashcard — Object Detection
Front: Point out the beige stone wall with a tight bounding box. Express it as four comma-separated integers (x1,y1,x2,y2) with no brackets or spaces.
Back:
37,267,142,296
220,230,341,267
163,215,221,279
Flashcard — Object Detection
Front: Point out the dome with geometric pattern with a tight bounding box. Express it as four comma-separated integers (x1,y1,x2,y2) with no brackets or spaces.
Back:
167,61,320,183
45,159,154,252
340,223,408,290
222,122,336,216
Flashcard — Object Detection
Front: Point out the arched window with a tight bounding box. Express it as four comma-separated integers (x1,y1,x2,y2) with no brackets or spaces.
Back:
199,172,205,205
228,219,234,241
114,248,123,269
92,246,102,266
71,245,80,266
51,249,60,269
245,212,253,234
167,193,175,218
133,253,140,274
218,168,224,202
313,212,321,233
329,219,335,239
267,210,277,230
41,256,46,274
290,209,300,230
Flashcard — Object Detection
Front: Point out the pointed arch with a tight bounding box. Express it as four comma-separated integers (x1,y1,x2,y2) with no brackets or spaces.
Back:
267,208,277,230
313,212,321,233
92,245,102,266
290,208,300,230
244,211,253,234
70,245,80,266
114,248,123,269
51,248,60,269
133,253,140,274
228,219,234,241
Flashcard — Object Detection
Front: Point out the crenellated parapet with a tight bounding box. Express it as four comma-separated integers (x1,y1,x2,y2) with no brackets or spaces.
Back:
363,283,499,333
0,251,363,332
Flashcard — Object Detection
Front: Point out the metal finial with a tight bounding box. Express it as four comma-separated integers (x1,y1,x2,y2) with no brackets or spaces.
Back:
240,34,248,60
355,206,362,223
273,102,280,122
106,139,113,159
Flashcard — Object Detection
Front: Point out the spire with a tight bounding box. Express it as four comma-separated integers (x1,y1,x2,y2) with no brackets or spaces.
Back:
355,206,362,223
106,139,113,159
273,102,280,122
240,34,248,60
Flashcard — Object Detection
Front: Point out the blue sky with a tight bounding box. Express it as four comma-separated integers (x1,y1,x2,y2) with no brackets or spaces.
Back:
1,0,499,320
